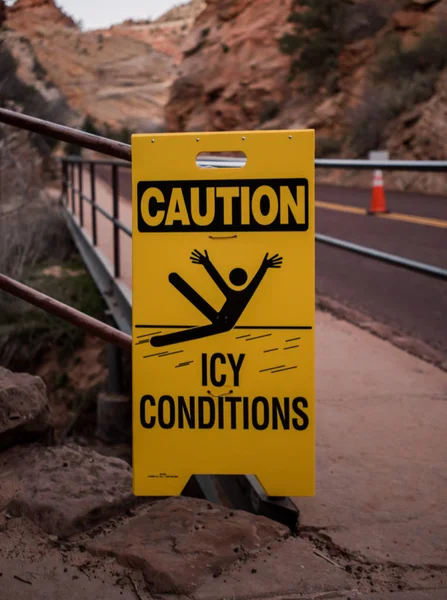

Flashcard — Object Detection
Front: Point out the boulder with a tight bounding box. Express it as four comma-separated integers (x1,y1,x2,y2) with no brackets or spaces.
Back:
0,367,53,450
87,496,289,595
0,443,137,537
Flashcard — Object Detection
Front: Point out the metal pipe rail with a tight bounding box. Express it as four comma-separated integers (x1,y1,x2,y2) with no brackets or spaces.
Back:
61,157,133,334
0,108,131,161
315,158,447,171
316,234,447,280
62,157,132,261
60,156,131,168
2,107,446,317
60,152,447,309
198,155,447,172
2,107,447,171
0,274,132,350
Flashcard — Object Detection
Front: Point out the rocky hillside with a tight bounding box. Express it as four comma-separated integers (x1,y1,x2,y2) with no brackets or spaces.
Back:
167,0,294,132
3,0,447,194
1,0,74,197
7,0,76,29
4,0,201,133
110,0,205,63
166,0,447,192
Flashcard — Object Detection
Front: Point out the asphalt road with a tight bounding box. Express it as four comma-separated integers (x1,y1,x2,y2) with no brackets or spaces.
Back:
97,165,447,356
316,185,447,356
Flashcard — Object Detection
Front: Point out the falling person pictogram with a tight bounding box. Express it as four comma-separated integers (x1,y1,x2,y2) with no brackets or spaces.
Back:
151,250,283,347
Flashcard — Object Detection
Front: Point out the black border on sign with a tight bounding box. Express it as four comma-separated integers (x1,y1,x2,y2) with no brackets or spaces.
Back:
137,178,309,233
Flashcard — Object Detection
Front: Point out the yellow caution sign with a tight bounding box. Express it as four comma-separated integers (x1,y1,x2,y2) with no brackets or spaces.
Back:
132,131,315,496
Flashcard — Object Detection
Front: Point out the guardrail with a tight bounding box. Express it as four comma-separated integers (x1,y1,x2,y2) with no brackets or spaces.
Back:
61,156,132,335
198,155,447,172
61,151,447,321
315,158,447,171
2,107,446,332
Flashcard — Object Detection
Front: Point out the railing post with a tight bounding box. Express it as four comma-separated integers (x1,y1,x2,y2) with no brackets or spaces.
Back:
112,164,120,278
61,159,68,205
90,162,97,246
96,310,130,443
71,162,75,214
78,161,84,227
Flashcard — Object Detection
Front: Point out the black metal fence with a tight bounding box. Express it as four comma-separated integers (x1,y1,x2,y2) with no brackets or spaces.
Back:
60,156,132,334
61,154,447,288
61,156,131,280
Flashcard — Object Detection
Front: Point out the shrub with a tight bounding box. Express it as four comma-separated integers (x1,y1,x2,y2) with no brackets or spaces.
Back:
32,56,48,80
348,87,395,156
102,123,132,144
83,114,102,136
373,28,447,84
349,22,447,156
279,0,352,93
315,136,342,157
349,73,439,156
259,100,280,124
0,40,70,151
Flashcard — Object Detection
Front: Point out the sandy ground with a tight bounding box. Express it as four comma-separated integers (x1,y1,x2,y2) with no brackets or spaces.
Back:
1,308,446,599
49,174,447,597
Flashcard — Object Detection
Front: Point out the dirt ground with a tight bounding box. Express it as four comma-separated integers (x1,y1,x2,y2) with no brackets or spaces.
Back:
0,308,446,600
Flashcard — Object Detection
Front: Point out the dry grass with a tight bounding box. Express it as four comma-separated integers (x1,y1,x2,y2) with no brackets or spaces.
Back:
0,128,71,278
0,125,105,373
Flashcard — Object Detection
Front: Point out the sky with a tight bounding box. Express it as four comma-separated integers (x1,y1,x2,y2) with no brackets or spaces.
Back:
7,0,182,30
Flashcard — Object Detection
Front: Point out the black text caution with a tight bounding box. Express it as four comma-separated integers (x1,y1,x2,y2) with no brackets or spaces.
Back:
137,178,309,232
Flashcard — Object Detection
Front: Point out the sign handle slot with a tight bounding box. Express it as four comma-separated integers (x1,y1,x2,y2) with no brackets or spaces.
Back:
196,151,247,169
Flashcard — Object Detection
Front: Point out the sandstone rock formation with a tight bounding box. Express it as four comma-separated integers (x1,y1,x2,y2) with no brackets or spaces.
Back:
87,496,289,594
166,0,447,181
0,442,137,536
7,0,76,30
0,367,52,449
4,0,446,190
166,0,294,132
4,0,201,132
110,0,205,63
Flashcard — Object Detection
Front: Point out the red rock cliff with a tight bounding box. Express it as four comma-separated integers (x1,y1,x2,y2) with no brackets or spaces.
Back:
166,0,293,131
7,0,76,31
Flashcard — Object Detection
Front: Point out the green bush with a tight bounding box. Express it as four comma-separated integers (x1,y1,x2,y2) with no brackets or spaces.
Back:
349,87,395,156
83,114,102,136
279,0,351,93
316,136,343,157
259,100,280,124
32,57,48,80
0,259,106,371
0,40,70,152
102,123,132,144
373,29,447,84
349,23,447,156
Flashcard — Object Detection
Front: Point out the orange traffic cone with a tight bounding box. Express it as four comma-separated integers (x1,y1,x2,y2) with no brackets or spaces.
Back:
367,169,389,214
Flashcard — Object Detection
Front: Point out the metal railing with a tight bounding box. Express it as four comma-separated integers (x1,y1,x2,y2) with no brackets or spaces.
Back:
61,156,131,273
60,156,132,334
2,107,446,328
61,152,447,311
198,154,447,172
